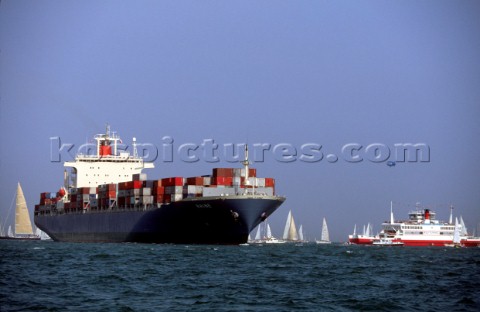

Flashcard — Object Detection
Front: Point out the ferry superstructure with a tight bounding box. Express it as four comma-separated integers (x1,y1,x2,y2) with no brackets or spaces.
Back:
34,126,286,244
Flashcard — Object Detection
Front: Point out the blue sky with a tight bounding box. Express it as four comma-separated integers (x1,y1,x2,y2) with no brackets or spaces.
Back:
1,1,479,241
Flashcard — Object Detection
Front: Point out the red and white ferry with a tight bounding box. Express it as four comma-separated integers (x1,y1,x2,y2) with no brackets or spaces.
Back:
348,203,480,247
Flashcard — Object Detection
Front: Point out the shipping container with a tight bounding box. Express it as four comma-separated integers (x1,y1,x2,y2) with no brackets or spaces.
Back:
186,176,204,185
165,186,183,194
132,173,147,181
212,168,234,177
161,177,184,186
212,176,233,186
170,194,183,202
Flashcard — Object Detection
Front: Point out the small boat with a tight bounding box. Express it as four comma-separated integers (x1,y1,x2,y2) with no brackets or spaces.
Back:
264,223,285,244
250,222,285,244
444,217,463,248
316,217,331,244
0,183,40,240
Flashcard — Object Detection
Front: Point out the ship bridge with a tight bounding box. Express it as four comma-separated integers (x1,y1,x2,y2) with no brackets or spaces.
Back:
64,126,154,188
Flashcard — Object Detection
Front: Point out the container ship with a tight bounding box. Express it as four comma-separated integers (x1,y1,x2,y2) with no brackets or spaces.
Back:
348,202,480,247
34,126,286,244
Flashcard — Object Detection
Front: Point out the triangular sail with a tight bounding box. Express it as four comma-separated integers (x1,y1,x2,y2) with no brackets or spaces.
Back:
15,183,34,235
365,223,372,237
255,224,262,240
283,210,298,241
321,218,330,242
288,215,298,240
459,216,468,236
453,217,461,244
283,210,292,239
266,224,272,238
298,225,304,241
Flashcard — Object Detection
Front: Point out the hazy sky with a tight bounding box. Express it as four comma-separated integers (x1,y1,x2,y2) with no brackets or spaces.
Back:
1,1,479,241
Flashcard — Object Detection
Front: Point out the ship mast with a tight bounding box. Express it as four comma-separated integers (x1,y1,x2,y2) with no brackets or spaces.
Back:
390,201,394,224
449,204,454,224
243,144,251,194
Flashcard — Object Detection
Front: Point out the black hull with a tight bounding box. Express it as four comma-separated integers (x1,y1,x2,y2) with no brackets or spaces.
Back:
0,236,40,241
34,196,285,244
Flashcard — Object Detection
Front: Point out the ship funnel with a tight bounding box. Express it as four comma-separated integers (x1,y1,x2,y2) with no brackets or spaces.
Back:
424,209,430,224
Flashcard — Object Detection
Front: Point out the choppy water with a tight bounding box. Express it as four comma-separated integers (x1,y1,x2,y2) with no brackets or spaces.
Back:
1,240,479,311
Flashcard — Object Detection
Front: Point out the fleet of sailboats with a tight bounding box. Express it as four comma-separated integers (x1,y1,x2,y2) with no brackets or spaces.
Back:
248,210,333,245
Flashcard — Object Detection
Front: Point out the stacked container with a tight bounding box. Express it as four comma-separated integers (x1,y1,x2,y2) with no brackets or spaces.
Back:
35,167,276,215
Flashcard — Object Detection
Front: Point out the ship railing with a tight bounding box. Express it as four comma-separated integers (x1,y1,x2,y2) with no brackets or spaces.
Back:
75,154,145,162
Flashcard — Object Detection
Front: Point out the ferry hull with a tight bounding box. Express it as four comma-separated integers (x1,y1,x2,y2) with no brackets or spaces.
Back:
348,238,480,247
35,196,285,245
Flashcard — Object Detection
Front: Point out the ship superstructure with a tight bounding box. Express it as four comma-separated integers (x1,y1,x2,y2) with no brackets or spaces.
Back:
64,125,154,188
34,126,286,244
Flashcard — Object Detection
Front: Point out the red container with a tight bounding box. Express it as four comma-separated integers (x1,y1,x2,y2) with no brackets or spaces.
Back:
162,177,184,186
212,176,233,186
186,177,204,185
153,187,165,195
132,180,143,189
213,168,234,177
152,180,163,188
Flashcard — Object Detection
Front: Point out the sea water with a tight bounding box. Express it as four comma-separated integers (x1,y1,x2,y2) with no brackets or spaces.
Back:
1,240,479,311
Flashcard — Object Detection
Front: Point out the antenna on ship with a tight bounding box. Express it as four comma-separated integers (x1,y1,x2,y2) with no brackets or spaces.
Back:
132,137,138,158
390,201,394,224
449,204,454,224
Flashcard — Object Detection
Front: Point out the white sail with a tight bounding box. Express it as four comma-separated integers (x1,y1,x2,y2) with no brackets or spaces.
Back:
459,216,468,236
321,218,330,242
255,224,262,240
365,223,372,237
266,224,272,238
35,227,51,240
283,211,291,239
316,217,331,244
453,217,461,244
15,183,34,235
298,225,304,241
8,225,13,237
283,210,298,241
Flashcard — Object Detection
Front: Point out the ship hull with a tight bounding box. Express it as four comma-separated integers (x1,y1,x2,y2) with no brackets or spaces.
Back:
35,195,285,244
0,236,40,241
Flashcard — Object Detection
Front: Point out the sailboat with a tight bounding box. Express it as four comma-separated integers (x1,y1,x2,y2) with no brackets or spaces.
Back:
316,217,331,244
282,210,299,242
264,223,285,244
445,217,463,248
0,183,40,240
